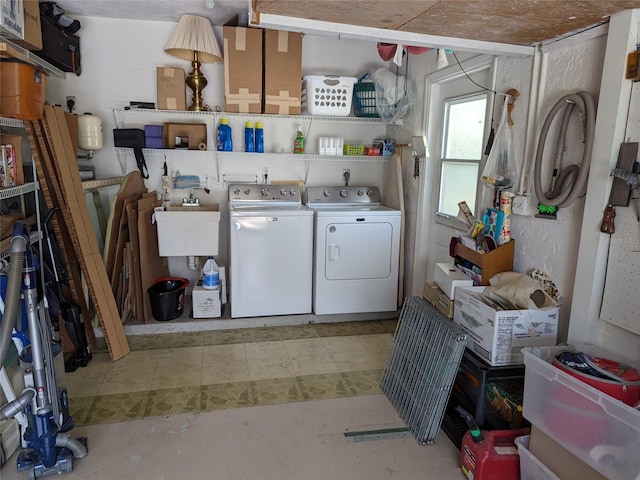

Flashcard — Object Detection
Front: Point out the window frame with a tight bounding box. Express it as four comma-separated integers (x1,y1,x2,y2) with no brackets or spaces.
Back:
423,55,495,231
438,91,490,219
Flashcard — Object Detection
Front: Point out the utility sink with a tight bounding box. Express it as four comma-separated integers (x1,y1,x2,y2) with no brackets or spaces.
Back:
154,204,220,257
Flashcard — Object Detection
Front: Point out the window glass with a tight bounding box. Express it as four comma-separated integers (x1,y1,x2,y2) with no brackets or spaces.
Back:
438,93,488,217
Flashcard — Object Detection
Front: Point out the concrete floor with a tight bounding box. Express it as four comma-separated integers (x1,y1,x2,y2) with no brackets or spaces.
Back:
2,395,463,480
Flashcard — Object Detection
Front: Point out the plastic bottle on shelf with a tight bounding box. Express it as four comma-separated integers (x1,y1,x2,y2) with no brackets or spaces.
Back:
293,124,305,154
216,118,233,152
244,121,255,153
202,256,220,290
255,121,264,153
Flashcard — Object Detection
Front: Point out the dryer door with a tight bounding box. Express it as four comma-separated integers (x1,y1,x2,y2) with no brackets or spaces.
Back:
324,222,393,280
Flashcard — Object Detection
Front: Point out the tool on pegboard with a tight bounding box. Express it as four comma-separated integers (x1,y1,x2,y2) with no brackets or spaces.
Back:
600,142,639,233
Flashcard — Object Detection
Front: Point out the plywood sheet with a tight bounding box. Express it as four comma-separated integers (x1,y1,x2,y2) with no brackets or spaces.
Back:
39,105,129,361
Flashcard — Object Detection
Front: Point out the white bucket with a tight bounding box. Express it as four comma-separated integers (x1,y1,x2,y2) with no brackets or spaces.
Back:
78,112,104,151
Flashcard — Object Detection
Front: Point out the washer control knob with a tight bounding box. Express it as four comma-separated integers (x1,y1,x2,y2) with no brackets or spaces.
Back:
367,189,373,196
233,188,240,195
323,190,331,197
244,188,251,195
280,188,287,196
290,189,296,196
357,190,363,196
261,187,270,197
339,189,348,198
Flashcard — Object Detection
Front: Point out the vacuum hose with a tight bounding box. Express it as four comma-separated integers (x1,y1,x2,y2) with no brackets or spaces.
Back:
533,91,596,208
0,228,28,369
0,388,35,420
56,434,88,458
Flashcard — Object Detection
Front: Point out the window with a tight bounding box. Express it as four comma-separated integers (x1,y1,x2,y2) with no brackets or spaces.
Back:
438,93,488,217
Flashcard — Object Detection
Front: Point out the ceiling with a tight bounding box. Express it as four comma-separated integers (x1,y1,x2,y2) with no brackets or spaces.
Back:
61,0,640,47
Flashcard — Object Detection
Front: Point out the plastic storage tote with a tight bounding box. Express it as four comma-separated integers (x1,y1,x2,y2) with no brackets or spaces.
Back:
522,345,640,480
147,277,189,321
515,435,560,480
301,75,357,116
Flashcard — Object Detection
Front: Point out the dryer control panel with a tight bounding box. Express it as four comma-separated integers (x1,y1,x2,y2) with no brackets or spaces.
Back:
305,186,381,205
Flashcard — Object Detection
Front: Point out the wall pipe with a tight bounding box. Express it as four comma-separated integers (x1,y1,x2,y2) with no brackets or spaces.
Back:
518,43,545,195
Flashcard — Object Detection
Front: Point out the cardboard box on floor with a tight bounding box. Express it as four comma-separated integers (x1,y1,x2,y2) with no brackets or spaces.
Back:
453,286,559,366
422,281,454,319
529,425,607,480
157,67,186,111
223,26,262,113
263,29,302,115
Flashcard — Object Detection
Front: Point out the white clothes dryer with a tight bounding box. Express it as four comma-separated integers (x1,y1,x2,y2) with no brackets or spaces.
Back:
305,186,401,315
228,184,314,318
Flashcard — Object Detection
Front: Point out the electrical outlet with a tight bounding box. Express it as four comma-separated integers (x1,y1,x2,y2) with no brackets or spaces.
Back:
512,194,538,216
262,167,269,178
66,96,76,111
343,168,350,177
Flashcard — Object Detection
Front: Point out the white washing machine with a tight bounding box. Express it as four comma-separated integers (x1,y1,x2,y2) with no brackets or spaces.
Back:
228,183,313,318
305,186,401,315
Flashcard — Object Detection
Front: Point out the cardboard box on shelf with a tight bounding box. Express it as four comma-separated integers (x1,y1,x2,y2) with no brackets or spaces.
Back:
12,0,40,50
422,281,454,318
453,286,559,366
263,29,302,115
223,26,262,113
162,122,207,150
0,133,24,186
1,0,24,40
157,67,186,111
453,238,515,285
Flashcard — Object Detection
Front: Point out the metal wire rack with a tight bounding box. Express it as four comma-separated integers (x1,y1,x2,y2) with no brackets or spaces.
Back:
381,296,468,445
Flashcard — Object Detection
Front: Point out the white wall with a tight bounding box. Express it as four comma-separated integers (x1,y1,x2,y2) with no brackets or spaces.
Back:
44,16,389,283
394,35,609,344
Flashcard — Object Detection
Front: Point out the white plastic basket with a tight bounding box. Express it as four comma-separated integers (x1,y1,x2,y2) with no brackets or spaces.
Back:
302,75,357,116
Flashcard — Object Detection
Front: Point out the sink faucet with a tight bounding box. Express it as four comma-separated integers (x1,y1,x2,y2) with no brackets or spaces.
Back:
182,193,200,206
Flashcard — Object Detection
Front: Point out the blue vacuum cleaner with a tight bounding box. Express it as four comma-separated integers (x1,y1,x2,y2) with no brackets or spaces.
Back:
0,222,87,478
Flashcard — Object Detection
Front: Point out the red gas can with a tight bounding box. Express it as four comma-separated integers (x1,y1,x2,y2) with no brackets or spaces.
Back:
460,428,530,480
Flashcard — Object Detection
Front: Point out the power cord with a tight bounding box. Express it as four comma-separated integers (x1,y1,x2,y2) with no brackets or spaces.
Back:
343,170,350,186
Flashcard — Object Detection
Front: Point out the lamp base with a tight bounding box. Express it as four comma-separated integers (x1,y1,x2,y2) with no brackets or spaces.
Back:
186,51,208,111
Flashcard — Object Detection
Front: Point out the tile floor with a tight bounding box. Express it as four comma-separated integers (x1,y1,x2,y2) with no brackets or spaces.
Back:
3,319,468,480
66,320,399,426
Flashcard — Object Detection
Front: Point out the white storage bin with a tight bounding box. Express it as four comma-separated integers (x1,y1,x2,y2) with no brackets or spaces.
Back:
515,435,560,480
522,345,640,480
302,75,357,116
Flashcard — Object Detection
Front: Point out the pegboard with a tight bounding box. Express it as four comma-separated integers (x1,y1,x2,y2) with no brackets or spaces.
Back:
600,207,640,333
600,81,640,332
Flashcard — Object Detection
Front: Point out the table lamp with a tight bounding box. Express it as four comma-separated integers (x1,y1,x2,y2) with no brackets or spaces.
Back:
164,14,222,111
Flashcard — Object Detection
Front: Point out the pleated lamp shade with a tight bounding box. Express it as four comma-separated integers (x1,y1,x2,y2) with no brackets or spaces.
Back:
164,14,222,63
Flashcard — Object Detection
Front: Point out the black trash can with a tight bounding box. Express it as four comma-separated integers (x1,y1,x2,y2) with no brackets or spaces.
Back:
147,277,189,321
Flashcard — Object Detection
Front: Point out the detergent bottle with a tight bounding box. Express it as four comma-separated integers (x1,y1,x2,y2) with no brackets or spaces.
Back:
293,125,305,154
217,118,232,152
255,121,264,153
244,121,255,153
202,256,220,290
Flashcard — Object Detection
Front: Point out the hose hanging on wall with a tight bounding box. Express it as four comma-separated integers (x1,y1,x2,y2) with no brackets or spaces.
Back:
533,91,596,208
